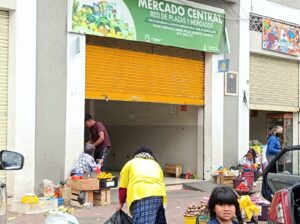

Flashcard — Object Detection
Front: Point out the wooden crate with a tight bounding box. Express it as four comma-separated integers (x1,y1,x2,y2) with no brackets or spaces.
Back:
70,178,99,191
93,189,111,206
61,186,72,205
217,175,234,186
70,189,93,208
165,164,182,178
211,175,217,183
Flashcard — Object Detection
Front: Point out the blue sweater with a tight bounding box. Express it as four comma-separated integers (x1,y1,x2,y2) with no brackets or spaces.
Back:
207,218,238,224
266,135,281,155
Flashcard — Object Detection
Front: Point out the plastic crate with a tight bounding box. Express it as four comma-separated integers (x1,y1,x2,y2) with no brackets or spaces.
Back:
100,177,118,189
10,198,58,214
57,198,64,206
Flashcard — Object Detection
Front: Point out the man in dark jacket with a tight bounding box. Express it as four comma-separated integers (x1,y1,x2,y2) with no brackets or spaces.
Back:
85,114,111,171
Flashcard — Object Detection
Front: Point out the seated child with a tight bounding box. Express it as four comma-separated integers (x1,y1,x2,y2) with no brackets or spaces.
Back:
239,148,261,184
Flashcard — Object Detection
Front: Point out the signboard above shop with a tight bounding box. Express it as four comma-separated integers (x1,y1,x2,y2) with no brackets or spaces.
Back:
69,0,227,53
262,18,300,56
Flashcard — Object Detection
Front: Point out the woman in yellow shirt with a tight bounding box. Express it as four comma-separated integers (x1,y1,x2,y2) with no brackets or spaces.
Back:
118,146,167,224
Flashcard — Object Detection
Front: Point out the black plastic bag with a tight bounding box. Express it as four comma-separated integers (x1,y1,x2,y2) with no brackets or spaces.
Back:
104,210,133,224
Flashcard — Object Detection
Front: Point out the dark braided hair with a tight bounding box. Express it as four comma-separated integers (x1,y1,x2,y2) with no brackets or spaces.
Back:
246,148,257,164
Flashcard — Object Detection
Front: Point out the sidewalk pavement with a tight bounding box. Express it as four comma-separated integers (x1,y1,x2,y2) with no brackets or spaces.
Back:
7,180,267,224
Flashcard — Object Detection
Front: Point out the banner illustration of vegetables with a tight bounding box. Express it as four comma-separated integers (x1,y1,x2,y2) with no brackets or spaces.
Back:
72,0,136,40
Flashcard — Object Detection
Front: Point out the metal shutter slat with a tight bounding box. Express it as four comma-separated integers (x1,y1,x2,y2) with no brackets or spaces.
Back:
250,54,299,111
85,44,204,105
0,10,9,181
0,11,8,150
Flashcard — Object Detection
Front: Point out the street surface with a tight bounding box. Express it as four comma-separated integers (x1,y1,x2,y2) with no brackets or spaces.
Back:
7,181,267,224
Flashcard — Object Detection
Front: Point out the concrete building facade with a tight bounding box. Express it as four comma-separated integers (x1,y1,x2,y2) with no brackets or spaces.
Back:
1,0,300,197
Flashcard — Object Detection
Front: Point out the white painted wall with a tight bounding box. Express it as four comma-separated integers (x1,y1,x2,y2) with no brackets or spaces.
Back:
6,0,36,197
238,0,251,161
204,53,224,179
196,107,204,179
65,34,86,178
0,0,15,10
89,101,200,175
253,0,300,19
267,0,300,10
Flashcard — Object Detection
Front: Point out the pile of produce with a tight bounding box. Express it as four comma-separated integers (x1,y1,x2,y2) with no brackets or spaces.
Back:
179,172,197,179
249,140,263,154
242,164,259,171
235,183,249,195
44,206,78,224
97,172,114,179
184,201,209,217
213,166,237,177
44,206,75,217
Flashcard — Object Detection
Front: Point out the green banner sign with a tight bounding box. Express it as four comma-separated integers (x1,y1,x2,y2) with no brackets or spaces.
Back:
69,0,226,53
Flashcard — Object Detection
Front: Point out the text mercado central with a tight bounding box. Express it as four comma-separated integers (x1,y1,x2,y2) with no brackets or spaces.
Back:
138,0,223,24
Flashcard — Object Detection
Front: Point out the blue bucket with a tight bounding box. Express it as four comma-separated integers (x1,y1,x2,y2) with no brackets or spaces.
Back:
57,197,64,206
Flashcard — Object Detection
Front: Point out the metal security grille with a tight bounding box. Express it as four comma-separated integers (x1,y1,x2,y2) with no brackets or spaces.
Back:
86,38,205,105
249,13,300,32
250,54,299,111
0,10,9,182
249,14,263,32
0,11,9,150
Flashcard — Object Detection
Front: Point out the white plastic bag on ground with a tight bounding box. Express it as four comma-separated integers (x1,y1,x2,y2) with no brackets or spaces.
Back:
45,211,79,224
42,179,56,198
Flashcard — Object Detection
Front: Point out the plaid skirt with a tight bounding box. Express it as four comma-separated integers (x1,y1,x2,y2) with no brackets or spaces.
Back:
130,196,167,224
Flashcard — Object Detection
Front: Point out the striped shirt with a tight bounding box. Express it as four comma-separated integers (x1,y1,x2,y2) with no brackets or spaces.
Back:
71,153,100,174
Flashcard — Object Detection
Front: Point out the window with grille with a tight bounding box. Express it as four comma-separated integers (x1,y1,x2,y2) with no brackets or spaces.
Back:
249,13,300,32
249,14,263,32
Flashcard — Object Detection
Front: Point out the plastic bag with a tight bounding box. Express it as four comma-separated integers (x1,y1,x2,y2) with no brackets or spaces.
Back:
104,210,132,224
238,195,260,221
42,179,57,198
44,211,79,224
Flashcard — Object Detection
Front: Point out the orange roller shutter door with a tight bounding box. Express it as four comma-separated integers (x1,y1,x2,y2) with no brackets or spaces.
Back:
85,44,204,105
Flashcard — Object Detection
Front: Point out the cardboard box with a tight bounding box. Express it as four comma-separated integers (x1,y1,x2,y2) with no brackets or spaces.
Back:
70,178,99,191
